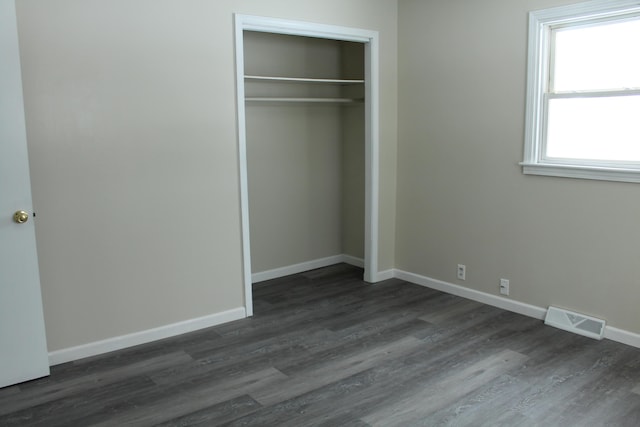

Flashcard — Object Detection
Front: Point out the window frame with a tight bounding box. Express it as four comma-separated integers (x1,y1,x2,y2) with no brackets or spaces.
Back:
522,0,640,183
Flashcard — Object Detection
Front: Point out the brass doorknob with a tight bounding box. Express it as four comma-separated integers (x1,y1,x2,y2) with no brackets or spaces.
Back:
13,210,29,224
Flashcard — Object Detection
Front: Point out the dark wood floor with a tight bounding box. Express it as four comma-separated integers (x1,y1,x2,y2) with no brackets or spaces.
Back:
1,264,639,426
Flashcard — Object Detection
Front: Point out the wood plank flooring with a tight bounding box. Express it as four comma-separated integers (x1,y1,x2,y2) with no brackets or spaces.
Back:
1,263,639,426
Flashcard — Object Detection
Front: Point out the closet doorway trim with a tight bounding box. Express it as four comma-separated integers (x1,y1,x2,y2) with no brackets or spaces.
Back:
234,14,380,316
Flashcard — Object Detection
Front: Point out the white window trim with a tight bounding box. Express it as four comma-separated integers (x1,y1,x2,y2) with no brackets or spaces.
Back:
522,0,640,183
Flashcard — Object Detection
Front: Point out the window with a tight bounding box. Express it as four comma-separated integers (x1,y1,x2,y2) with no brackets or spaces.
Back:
522,0,640,182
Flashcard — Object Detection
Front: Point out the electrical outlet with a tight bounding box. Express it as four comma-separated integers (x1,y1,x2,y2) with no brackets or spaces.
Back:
457,264,466,280
500,278,510,295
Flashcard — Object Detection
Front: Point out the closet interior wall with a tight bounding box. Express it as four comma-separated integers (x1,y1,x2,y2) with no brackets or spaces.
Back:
244,31,365,276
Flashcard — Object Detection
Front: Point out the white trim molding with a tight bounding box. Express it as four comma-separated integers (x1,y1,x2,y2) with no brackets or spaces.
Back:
341,254,365,269
522,0,640,183
604,326,640,349
521,162,640,184
394,270,547,320
252,255,364,283
394,269,640,349
47,266,640,366
48,308,246,366
375,269,396,282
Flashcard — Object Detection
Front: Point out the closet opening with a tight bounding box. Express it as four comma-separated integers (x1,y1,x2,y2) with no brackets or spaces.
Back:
234,15,380,316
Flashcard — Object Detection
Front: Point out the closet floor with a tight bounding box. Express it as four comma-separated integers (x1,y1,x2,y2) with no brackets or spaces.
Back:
1,263,639,426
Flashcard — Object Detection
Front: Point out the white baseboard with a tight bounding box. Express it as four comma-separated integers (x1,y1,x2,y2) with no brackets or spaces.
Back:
394,269,546,320
374,269,395,282
394,269,640,349
48,267,639,366
252,254,364,283
603,325,640,348
48,307,246,366
341,254,365,268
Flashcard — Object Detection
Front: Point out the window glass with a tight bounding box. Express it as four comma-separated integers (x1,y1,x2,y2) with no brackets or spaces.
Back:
546,95,640,161
552,18,640,92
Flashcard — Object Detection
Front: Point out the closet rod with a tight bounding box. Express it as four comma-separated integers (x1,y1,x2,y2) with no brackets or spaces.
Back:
245,75,364,84
245,97,363,103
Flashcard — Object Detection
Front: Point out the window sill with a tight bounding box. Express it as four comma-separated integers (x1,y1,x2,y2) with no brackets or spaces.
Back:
521,162,640,183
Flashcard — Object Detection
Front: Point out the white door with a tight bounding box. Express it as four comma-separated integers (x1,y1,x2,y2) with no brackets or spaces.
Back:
0,0,50,388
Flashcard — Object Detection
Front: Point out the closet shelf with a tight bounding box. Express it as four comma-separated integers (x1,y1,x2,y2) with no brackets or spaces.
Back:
245,97,364,103
245,75,364,84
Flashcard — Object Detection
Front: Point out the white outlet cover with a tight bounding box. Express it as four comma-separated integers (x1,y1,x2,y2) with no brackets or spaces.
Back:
457,264,466,280
499,279,509,295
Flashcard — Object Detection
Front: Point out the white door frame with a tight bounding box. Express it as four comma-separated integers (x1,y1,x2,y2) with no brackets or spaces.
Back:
234,14,380,316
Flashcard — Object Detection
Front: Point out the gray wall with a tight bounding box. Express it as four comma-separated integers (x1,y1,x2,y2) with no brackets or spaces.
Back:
396,0,640,334
18,0,638,355
16,0,398,352
341,42,366,260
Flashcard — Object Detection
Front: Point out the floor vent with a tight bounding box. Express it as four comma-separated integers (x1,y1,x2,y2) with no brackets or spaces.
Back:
544,306,605,340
